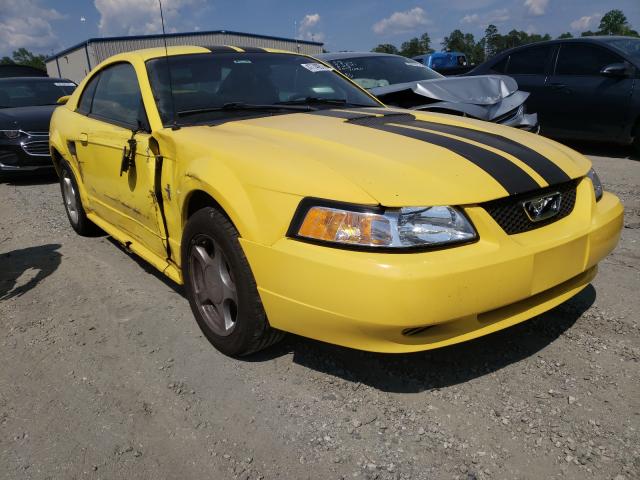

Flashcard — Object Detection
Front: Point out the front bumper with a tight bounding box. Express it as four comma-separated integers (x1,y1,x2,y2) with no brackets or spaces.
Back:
241,179,623,353
0,133,53,174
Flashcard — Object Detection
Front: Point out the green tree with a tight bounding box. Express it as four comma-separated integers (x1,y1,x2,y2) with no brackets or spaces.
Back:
372,44,399,54
484,24,500,58
1,48,47,70
557,32,573,39
396,32,435,58
441,30,484,64
1,56,15,65
597,9,637,36
419,32,434,55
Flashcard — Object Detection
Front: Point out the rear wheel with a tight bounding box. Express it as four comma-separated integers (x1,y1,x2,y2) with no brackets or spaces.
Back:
59,161,98,236
182,207,283,356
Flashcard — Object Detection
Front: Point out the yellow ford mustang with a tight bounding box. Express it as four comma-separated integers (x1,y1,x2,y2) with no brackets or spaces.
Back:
49,46,623,356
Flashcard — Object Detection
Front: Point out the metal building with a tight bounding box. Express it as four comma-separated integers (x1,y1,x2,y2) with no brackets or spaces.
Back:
45,30,324,83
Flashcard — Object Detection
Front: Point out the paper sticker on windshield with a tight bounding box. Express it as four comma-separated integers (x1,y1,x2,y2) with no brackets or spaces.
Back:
301,63,333,73
54,82,76,86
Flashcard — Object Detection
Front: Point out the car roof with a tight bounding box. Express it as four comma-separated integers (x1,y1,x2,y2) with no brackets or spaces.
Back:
494,35,637,57
102,45,294,64
316,52,399,61
0,76,74,83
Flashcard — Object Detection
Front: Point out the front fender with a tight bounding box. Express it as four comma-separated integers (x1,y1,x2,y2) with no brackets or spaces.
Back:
49,107,91,208
176,157,302,248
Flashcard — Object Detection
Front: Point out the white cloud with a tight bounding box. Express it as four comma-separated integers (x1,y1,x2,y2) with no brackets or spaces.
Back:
0,0,65,55
372,7,430,35
461,9,510,26
524,0,549,16
298,13,325,42
570,13,602,32
95,0,206,36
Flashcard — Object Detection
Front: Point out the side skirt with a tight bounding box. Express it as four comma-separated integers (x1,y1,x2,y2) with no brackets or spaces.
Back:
86,211,183,285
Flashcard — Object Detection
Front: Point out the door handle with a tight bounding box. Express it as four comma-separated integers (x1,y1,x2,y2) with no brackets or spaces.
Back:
79,132,88,144
547,83,568,91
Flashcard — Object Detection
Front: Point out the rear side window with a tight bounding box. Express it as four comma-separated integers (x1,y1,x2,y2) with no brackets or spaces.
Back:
76,73,100,115
556,44,623,76
90,63,144,128
490,57,508,73
507,46,552,75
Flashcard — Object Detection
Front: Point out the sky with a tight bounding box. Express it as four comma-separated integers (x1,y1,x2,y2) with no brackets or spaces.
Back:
1,0,639,57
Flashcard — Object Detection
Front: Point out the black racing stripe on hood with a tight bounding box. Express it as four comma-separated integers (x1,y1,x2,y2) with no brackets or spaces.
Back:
238,46,267,53
406,120,571,185
308,109,378,120
333,108,570,185
205,46,238,53
345,114,540,195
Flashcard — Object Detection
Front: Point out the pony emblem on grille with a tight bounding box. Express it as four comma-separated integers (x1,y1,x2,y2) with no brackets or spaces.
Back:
522,192,562,222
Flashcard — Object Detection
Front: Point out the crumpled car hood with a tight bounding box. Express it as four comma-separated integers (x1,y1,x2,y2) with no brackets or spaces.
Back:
370,75,519,106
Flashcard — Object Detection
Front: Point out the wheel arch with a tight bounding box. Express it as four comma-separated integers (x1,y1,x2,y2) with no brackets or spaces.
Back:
50,147,64,176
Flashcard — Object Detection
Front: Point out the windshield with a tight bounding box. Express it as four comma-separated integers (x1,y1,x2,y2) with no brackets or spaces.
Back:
146,52,380,126
602,37,640,63
0,79,76,108
327,56,443,89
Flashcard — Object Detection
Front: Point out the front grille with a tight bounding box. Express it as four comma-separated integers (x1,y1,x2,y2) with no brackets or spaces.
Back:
22,140,50,156
0,150,19,166
482,180,578,235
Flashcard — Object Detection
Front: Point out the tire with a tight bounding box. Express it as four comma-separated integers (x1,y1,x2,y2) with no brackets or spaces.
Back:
59,161,98,236
182,207,284,356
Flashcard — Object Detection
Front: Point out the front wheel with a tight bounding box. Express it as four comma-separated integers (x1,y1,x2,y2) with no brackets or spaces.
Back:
59,161,98,236
182,207,284,356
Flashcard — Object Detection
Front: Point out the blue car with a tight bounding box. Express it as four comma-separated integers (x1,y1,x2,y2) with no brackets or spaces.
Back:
414,52,471,75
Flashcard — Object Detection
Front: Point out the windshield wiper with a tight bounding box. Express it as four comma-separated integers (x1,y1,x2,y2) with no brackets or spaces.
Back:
177,102,314,118
276,97,373,108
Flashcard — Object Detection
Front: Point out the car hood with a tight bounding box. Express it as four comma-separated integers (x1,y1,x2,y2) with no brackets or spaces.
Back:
0,105,57,132
370,75,519,106
168,108,590,207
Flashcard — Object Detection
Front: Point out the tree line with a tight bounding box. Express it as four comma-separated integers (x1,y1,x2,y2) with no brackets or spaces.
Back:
1,48,48,70
372,9,639,64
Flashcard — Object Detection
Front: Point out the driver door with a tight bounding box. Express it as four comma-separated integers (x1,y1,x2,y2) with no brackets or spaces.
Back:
74,62,166,259
544,42,633,140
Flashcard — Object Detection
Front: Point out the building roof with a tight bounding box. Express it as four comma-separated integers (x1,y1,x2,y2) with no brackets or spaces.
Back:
46,29,324,62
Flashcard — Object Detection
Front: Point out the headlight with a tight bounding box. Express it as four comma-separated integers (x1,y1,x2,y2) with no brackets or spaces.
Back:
0,130,21,139
587,168,603,202
289,200,477,250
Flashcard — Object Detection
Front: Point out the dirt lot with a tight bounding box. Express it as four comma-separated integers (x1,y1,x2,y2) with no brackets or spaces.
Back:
1,147,638,480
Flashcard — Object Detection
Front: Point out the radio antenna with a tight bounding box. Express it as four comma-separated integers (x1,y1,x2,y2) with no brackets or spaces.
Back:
158,0,178,130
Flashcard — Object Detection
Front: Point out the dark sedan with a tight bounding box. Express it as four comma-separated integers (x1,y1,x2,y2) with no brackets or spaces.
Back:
0,77,76,175
468,36,640,151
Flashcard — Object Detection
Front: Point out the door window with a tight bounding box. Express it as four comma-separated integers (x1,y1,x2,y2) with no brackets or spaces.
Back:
90,63,146,128
507,46,553,75
490,57,508,74
76,73,100,115
555,44,622,76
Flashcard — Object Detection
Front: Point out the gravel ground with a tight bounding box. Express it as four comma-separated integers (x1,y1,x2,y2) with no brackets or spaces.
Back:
1,148,638,480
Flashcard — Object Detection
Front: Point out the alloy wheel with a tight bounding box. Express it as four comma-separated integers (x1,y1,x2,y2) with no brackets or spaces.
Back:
62,171,79,225
189,234,238,336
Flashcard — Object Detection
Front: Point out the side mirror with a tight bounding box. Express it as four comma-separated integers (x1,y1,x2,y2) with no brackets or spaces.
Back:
600,63,629,78
56,95,70,105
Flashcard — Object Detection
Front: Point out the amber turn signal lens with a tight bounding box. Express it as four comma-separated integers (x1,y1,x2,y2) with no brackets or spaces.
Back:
297,206,392,246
